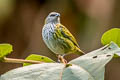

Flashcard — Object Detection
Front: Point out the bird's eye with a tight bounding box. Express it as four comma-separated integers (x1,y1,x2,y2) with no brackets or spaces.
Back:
50,14,56,17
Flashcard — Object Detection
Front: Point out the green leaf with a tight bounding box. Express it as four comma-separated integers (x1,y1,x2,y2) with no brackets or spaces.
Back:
101,28,120,47
69,42,120,80
23,54,55,66
113,54,120,58
0,44,13,61
1,42,120,80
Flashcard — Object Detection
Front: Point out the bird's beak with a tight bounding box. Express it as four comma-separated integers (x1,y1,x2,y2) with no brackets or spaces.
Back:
56,14,60,17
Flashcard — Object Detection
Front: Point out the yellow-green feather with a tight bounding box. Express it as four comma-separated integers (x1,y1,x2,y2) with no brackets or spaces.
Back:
56,24,80,48
52,23,84,55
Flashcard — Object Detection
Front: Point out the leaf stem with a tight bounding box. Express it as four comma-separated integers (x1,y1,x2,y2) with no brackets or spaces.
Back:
3,57,43,64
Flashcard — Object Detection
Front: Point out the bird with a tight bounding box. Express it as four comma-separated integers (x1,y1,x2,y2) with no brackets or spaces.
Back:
42,12,85,64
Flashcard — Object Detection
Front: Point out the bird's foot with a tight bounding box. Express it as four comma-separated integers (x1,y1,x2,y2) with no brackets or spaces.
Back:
58,55,67,65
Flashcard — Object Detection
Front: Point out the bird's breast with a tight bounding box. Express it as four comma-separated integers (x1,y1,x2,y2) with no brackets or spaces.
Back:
42,24,56,40
42,23,66,54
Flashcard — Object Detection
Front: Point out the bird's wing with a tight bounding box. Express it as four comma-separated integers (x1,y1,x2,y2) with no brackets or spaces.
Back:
56,24,79,47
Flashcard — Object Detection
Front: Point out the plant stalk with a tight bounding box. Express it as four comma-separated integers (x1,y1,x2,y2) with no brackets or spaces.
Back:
3,57,43,64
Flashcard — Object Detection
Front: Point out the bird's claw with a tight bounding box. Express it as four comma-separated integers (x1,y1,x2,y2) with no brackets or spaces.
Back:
58,55,67,65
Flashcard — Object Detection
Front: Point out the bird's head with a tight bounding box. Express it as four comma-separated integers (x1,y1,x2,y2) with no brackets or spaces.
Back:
45,12,60,24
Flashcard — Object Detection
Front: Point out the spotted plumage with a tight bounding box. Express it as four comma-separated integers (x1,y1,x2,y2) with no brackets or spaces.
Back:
42,12,84,56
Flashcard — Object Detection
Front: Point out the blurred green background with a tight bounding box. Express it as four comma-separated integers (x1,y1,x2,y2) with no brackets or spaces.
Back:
0,0,120,80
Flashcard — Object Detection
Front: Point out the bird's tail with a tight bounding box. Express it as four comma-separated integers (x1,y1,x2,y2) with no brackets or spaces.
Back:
75,47,85,56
